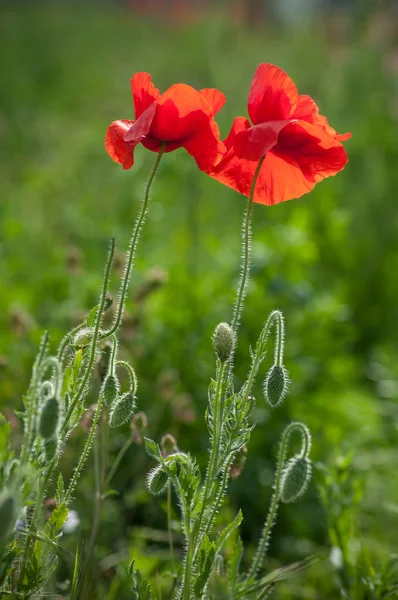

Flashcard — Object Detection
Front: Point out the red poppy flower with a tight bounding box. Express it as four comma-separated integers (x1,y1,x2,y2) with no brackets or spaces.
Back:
105,73,226,171
208,63,351,205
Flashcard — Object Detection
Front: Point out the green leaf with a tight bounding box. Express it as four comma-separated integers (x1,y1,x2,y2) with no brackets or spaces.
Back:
129,560,153,600
45,502,68,540
214,510,243,556
144,438,161,462
227,536,243,593
194,534,216,596
86,305,99,328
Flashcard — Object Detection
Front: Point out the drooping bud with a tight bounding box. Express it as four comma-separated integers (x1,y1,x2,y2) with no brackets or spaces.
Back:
147,466,169,496
44,438,58,462
0,493,15,544
160,434,178,458
72,327,94,349
213,322,235,362
39,397,60,440
280,456,312,503
109,393,136,428
102,374,119,407
264,364,289,408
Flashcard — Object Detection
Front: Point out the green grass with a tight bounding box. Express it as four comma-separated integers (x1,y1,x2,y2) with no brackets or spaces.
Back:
1,2,398,598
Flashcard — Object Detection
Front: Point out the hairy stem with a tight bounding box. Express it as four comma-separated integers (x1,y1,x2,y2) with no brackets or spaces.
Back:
247,421,310,579
102,146,165,339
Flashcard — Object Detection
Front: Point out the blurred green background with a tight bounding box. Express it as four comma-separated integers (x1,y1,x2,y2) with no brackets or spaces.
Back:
1,1,398,598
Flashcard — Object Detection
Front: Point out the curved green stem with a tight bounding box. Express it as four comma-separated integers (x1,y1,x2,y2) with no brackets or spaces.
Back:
116,360,138,394
247,421,310,579
102,146,165,339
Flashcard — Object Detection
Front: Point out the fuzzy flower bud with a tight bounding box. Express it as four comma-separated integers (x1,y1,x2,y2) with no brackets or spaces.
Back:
0,493,15,544
280,456,312,503
147,465,169,496
73,327,94,349
102,374,119,407
39,397,60,440
264,364,289,408
109,392,136,428
160,434,178,458
213,322,235,362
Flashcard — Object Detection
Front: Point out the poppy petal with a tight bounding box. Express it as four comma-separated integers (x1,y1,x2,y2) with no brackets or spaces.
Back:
276,120,349,183
151,83,212,142
183,119,226,171
233,120,291,161
248,63,299,125
131,72,160,119
199,88,226,115
105,120,136,170
294,95,351,142
124,102,157,143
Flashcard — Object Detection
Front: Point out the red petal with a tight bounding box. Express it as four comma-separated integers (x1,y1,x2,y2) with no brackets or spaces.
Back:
124,102,156,143
199,88,226,115
294,95,351,142
131,72,160,119
276,120,349,183
151,83,213,142
105,120,136,170
183,118,226,171
233,120,291,161
248,63,299,125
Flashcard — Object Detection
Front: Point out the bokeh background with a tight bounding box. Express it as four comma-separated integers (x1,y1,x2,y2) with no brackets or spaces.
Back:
1,0,398,598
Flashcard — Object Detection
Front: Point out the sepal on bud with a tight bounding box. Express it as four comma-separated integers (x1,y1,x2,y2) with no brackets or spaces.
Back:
264,364,289,408
280,456,312,503
44,438,58,462
213,322,235,362
72,327,95,349
109,392,136,428
147,465,169,495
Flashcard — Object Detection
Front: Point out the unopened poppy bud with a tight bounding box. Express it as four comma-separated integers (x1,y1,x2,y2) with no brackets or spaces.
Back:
264,364,289,408
0,493,15,544
44,438,58,462
280,456,312,503
39,397,60,440
160,434,178,457
109,392,136,428
147,466,169,496
132,411,148,433
73,327,94,349
213,322,235,362
102,374,119,407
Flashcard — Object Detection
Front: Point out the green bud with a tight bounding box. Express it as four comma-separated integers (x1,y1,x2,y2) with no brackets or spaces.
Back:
264,364,289,408
109,392,136,428
39,397,60,440
102,374,119,407
213,322,235,362
73,327,94,349
280,456,312,503
44,438,58,462
160,434,178,457
0,493,15,544
147,466,169,495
